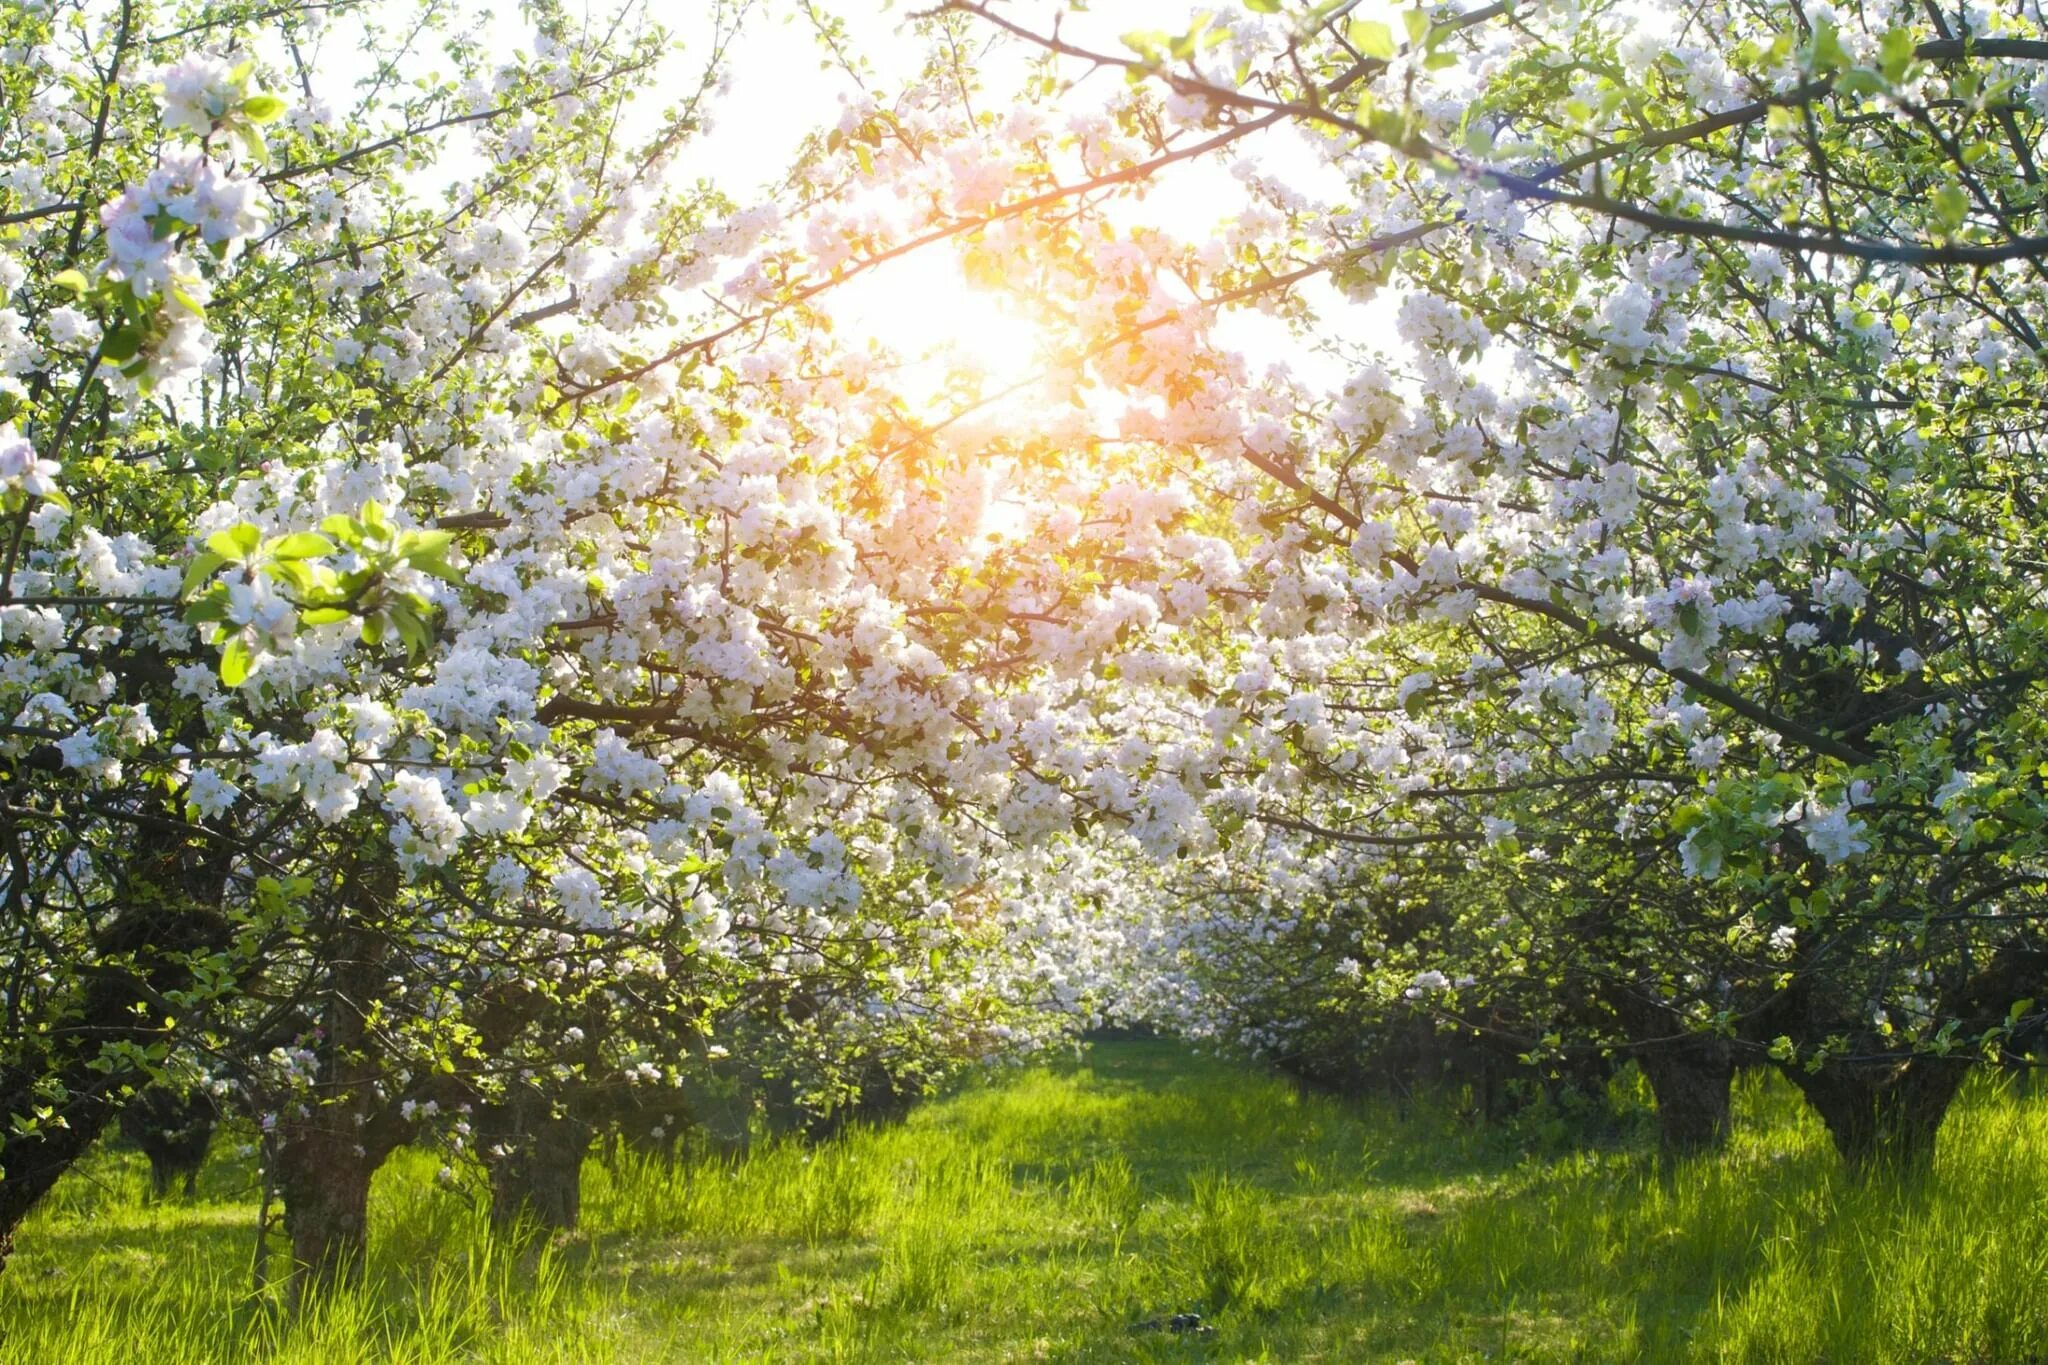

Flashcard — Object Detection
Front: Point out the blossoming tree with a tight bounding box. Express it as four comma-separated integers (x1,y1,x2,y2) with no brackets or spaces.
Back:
936,0,2048,1167
6,0,2048,1296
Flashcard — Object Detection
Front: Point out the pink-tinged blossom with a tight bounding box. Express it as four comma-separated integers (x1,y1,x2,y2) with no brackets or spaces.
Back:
155,54,247,138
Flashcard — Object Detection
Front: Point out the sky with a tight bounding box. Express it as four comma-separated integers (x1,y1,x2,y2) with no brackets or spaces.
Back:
302,0,1384,398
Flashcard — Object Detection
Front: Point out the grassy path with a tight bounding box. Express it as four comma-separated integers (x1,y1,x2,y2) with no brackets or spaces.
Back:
3,1041,2046,1361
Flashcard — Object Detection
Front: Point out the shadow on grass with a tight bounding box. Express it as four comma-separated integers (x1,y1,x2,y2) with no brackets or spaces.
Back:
984,1039,1532,1203
9,1045,2047,1363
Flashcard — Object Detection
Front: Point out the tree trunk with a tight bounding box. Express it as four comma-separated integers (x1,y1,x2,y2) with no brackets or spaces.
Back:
1785,1059,1965,1174
1762,940,2048,1174
1637,1034,1736,1158
276,1122,376,1296
1602,987,1737,1158
276,856,398,1302
486,1091,590,1233
0,1064,123,1270
121,1085,217,1201
0,818,231,1269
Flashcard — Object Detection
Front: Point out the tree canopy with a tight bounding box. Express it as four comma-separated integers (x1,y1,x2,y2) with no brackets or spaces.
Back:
1,0,2045,1284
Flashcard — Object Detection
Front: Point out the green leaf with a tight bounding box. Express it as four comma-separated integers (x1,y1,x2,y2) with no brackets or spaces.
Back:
266,558,313,593
100,326,142,364
1349,18,1396,59
319,513,364,546
396,529,455,560
1877,27,1917,82
269,532,337,560
242,93,286,123
220,637,254,688
179,552,226,598
1933,184,1968,231
1402,9,1430,44
300,606,353,625
1367,108,1409,146
389,603,433,660
205,524,261,563
413,557,467,586
1244,0,1283,11
1807,22,1850,72
182,596,228,627
50,268,90,297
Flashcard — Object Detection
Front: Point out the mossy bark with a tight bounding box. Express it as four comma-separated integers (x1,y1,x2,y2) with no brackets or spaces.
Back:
276,1126,377,1295
1637,1035,1736,1158
1783,1061,1965,1175
485,1091,591,1233
275,857,402,1303
0,819,230,1271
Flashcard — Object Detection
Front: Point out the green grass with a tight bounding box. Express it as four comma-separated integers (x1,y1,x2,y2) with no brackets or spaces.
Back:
5,1041,2048,1361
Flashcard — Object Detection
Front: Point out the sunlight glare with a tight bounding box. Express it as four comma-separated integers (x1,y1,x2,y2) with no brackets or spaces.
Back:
826,248,1046,412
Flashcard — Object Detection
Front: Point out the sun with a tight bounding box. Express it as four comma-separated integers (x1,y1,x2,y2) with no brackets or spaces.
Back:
824,246,1046,413
820,244,1060,550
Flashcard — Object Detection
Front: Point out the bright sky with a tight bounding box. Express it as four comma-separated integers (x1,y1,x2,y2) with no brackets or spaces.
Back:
312,0,1388,397
681,1,1388,398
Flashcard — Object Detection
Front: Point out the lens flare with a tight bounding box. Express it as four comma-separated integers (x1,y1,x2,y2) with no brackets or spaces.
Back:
825,247,1044,411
